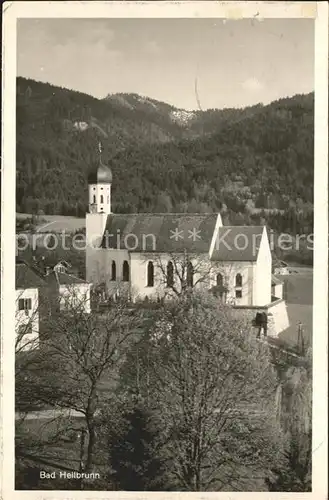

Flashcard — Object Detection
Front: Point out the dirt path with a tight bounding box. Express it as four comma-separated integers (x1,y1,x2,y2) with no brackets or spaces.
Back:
15,408,101,420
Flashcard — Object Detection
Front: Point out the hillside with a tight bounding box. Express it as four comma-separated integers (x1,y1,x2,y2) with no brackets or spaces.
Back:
16,77,314,232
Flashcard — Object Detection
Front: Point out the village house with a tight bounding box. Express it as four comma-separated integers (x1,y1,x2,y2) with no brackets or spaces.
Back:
44,264,91,314
85,153,290,337
15,260,45,351
15,259,91,350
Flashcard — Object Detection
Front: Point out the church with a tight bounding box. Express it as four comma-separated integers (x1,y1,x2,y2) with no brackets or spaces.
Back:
86,151,289,337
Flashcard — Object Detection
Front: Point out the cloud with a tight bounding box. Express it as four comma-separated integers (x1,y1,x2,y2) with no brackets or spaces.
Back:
242,77,264,92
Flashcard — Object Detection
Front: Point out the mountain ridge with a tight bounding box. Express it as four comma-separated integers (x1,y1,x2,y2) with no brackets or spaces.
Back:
16,77,314,230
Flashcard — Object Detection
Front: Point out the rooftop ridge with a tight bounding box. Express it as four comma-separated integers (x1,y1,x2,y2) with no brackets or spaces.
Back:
219,225,265,229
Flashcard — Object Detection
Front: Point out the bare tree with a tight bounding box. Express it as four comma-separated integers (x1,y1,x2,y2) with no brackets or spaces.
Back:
121,291,285,491
35,287,144,474
145,252,256,307
267,349,312,491
153,250,213,298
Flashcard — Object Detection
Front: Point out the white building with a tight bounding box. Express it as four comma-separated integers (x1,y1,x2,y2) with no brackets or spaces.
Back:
271,275,284,300
15,260,45,351
86,157,289,336
44,265,91,314
15,260,91,352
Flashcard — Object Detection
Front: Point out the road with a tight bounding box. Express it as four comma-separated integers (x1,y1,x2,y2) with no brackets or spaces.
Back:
15,408,101,421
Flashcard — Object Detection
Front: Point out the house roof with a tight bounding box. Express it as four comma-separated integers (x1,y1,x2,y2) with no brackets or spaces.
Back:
210,226,265,262
16,260,47,289
100,213,219,253
44,270,88,287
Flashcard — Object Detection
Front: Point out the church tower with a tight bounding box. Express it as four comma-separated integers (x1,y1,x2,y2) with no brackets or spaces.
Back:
87,142,112,215
86,143,113,283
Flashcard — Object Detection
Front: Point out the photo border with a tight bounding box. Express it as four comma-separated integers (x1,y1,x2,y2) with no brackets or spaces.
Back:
1,2,327,499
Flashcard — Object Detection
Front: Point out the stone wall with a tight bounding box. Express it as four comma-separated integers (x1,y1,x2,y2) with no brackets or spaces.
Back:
233,298,289,337
267,299,290,337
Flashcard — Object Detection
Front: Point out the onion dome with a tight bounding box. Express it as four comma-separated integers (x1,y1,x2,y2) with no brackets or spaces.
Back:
88,142,113,184
88,161,112,184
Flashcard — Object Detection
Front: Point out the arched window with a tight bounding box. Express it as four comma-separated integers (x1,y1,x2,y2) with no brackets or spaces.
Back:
235,273,242,288
147,261,154,287
93,195,96,204
111,260,116,281
215,273,226,301
187,261,194,288
216,273,223,287
235,273,242,298
122,260,129,282
167,261,174,287
100,194,104,204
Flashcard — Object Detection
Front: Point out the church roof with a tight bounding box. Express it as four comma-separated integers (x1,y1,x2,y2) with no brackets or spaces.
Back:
88,160,112,184
101,213,219,253
210,226,265,262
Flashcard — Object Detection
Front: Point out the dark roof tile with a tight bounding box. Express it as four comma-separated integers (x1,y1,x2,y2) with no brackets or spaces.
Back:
210,226,265,262
56,273,87,286
101,213,219,253
44,270,87,286
16,261,47,289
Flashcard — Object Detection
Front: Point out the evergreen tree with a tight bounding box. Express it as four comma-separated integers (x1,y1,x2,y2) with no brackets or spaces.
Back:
107,405,165,491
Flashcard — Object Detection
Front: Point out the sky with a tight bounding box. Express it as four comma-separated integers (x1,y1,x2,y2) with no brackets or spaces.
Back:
17,18,314,111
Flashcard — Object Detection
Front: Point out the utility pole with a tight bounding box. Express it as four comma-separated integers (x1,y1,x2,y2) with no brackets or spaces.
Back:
297,321,305,356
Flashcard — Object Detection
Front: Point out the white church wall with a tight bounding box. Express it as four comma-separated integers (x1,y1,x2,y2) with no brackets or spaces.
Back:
59,283,91,313
87,247,130,292
86,212,108,247
86,212,110,285
86,246,106,285
94,250,259,305
103,249,130,296
208,213,224,257
267,299,290,337
210,261,255,306
130,253,164,301
232,299,289,337
272,282,283,300
129,252,211,301
254,228,272,306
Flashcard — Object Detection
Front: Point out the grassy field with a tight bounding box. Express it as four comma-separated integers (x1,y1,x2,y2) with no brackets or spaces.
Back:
279,267,313,348
17,213,85,233
16,414,109,490
16,414,85,469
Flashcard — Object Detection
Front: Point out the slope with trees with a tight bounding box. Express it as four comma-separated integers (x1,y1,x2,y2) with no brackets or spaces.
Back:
17,77,313,235
113,292,285,491
15,275,312,491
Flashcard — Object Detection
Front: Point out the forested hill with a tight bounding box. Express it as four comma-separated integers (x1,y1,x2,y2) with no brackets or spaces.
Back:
16,77,314,224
